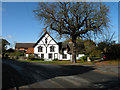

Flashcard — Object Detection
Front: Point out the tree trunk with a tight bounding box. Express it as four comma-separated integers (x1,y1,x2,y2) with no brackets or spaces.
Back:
71,37,77,63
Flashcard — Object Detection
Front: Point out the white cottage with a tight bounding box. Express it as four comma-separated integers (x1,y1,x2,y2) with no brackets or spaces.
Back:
15,31,85,61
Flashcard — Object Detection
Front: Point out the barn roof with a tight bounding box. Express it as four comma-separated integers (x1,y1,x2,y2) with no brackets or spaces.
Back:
26,48,34,54
15,43,35,48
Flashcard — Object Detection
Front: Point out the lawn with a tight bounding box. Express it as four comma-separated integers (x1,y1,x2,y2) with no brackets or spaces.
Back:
17,59,95,65
16,59,120,65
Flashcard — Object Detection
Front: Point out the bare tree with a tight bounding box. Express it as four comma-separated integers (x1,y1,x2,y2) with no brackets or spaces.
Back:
33,2,110,63
102,31,115,45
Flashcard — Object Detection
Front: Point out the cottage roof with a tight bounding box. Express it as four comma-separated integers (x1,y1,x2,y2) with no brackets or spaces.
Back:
58,42,85,54
15,43,35,48
26,48,34,54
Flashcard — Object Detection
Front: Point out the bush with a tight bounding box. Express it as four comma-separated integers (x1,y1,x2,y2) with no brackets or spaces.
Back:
90,57,101,60
89,50,102,58
53,58,58,61
33,58,41,60
39,58,44,61
28,57,44,61
28,56,35,60
8,51,25,57
5,51,25,59
33,58,44,61
80,56,87,62
28,54,34,60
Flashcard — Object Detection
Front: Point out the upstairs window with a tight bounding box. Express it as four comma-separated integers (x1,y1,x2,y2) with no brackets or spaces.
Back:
50,46,55,52
45,38,47,44
38,46,43,52
62,54,67,59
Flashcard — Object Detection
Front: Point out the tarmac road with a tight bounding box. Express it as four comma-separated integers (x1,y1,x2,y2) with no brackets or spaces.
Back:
2,59,120,89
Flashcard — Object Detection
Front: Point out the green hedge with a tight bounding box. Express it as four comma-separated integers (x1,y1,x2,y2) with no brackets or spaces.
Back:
53,58,59,61
80,55,87,62
90,57,101,60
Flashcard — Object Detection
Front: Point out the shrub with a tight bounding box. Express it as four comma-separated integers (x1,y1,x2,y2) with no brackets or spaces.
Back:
12,51,24,56
53,58,58,61
28,54,34,60
5,50,25,59
90,57,101,60
33,58,44,61
89,50,102,58
39,58,44,61
80,56,87,62
33,58,41,60
29,57,44,61
28,56,35,60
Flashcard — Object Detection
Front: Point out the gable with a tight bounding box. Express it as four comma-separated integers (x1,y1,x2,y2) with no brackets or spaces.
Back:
33,32,58,47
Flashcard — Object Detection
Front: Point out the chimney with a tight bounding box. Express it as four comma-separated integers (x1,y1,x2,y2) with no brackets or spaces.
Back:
69,38,72,43
45,27,47,32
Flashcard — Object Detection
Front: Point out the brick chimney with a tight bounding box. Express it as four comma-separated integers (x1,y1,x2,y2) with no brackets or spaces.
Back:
45,27,47,32
44,27,50,35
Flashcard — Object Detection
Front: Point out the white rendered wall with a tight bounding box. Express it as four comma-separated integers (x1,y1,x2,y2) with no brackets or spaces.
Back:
34,33,59,61
34,33,85,61
58,50,72,60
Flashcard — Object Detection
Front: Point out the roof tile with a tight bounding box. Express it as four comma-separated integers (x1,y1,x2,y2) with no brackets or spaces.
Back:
26,48,34,54
15,43,35,48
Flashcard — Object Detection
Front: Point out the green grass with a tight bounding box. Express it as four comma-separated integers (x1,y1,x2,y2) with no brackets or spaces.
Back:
17,59,95,65
14,59,120,65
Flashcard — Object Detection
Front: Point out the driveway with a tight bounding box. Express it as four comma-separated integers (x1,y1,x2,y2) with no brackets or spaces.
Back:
2,59,120,89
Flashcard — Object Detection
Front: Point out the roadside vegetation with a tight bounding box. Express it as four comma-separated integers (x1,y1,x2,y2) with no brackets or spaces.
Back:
2,37,120,65
16,59,95,65
16,59,119,65
33,2,110,63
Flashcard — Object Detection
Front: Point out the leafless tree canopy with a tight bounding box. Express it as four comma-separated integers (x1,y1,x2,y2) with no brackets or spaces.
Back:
33,2,110,63
33,2,110,40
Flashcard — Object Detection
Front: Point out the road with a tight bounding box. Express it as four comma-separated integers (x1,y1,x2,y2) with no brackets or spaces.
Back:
2,59,120,89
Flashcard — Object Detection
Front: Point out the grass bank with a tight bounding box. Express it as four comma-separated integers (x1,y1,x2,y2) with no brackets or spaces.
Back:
17,59,95,65
16,59,120,65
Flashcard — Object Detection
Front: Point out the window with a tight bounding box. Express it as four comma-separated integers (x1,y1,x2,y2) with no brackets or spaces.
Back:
38,46,43,52
50,46,55,52
49,53,52,59
62,54,67,59
41,54,44,59
45,38,47,44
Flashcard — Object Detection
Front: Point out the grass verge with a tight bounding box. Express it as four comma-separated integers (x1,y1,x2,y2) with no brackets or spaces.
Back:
16,59,120,65
16,59,94,65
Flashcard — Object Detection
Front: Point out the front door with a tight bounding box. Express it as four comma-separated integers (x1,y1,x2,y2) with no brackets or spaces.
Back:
54,53,58,59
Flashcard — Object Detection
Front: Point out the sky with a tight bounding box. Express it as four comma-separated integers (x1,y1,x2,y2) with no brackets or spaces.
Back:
2,2,119,48
118,2,120,43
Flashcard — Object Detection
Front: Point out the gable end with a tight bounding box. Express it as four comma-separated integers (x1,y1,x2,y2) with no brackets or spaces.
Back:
33,31,58,47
